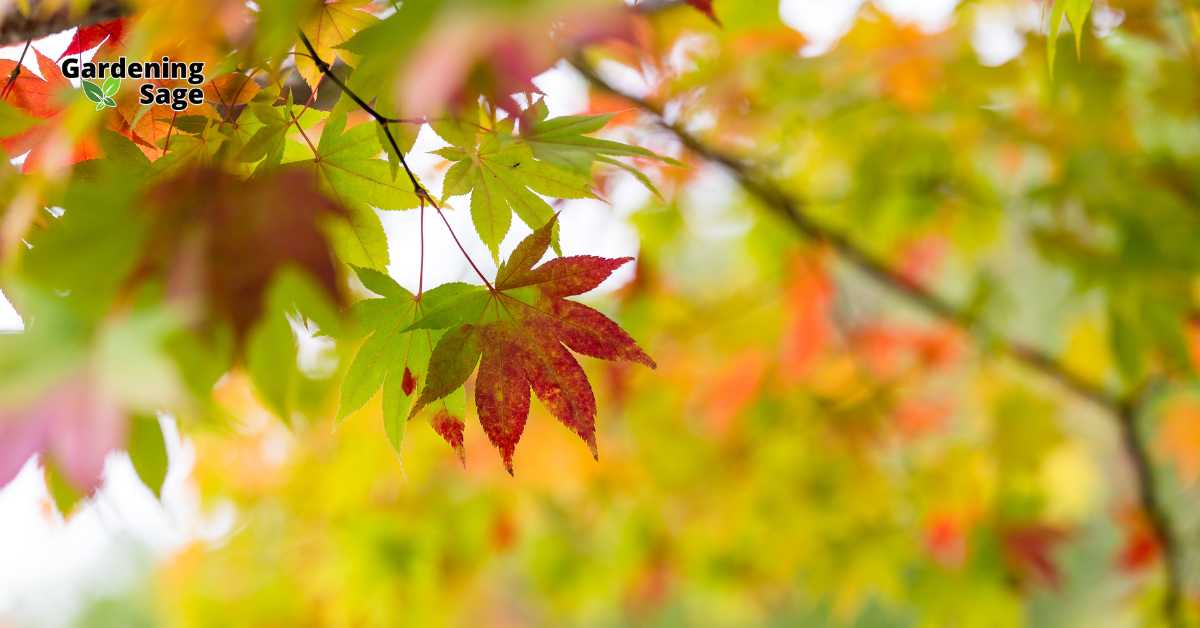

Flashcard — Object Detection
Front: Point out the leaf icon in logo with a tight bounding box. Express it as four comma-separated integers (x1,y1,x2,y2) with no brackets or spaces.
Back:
82,79,118,111
81,80,105,104
101,77,120,98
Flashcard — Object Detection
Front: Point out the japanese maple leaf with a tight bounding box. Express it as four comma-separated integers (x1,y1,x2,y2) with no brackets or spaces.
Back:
296,0,377,90
338,268,479,455
406,216,655,473
141,167,347,344
303,112,420,270
0,49,100,172
435,113,591,260
58,19,128,60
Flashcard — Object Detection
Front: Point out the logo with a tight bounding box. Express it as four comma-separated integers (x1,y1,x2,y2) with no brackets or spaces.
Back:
61,57,207,112
81,77,119,111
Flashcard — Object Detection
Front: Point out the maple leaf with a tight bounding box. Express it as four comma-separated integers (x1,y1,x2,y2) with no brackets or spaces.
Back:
304,112,421,270
140,167,346,343
0,49,100,172
296,0,377,90
434,113,592,260
431,408,466,466
338,267,478,455
405,217,654,473
58,18,128,60
203,72,263,110
522,100,681,189
434,104,677,259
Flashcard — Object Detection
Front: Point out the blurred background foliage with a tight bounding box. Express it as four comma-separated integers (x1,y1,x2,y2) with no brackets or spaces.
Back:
3,0,1200,626
154,1,1200,625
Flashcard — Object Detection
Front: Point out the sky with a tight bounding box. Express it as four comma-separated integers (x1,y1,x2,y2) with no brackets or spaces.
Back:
0,1,1038,625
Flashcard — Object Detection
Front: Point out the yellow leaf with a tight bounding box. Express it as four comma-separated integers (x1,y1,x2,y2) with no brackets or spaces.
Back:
296,0,377,90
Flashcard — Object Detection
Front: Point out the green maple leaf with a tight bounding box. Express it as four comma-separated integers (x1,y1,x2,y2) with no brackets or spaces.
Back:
305,111,421,270
522,99,680,182
338,268,477,454
433,113,594,260
1047,0,1093,75
434,103,681,260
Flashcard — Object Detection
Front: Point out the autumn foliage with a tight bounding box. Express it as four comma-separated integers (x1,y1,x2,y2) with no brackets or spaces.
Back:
1,0,1200,627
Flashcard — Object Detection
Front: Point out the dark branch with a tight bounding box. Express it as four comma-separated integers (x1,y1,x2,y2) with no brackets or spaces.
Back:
568,56,1187,626
296,30,495,291
295,31,429,204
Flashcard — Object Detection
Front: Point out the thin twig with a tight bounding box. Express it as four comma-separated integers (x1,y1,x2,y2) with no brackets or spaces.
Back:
568,55,1187,626
417,197,426,298
1,38,32,100
295,30,495,291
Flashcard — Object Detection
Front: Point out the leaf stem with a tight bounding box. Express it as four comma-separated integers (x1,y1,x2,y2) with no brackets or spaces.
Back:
417,197,426,298
287,107,318,157
1,38,32,100
162,110,177,156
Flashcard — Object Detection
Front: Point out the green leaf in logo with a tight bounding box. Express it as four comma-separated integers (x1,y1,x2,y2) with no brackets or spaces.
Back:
81,80,105,104
101,77,120,98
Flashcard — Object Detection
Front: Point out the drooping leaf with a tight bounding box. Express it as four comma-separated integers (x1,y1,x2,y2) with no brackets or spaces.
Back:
409,324,483,418
430,408,466,466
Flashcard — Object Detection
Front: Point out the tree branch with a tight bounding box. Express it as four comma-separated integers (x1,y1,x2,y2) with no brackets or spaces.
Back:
295,30,495,291
568,56,1187,626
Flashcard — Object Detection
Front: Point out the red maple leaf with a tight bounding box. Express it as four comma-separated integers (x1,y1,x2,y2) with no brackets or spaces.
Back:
410,217,655,473
58,19,128,61
0,49,100,172
431,409,466,466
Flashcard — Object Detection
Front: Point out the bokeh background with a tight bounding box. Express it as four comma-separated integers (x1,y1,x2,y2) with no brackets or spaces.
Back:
4,0,1200,626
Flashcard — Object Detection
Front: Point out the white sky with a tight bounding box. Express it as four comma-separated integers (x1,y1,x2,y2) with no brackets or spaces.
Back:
0,1,1032,625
